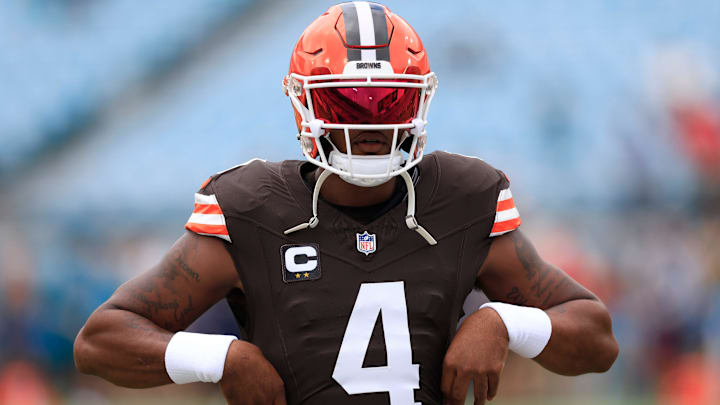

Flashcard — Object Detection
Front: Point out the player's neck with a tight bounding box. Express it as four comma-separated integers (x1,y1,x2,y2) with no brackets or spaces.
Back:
316,170,397,207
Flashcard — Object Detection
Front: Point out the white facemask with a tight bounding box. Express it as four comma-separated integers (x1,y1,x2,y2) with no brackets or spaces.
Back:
328,150,404,187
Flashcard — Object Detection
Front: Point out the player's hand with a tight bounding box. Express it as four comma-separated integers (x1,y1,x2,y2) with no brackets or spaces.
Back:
441,307,509,405
220,340,287,405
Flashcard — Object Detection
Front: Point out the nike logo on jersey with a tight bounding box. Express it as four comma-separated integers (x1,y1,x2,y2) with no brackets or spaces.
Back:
281,244,322,283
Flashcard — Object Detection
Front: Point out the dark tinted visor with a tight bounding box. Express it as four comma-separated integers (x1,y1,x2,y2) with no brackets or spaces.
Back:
311,86,420,125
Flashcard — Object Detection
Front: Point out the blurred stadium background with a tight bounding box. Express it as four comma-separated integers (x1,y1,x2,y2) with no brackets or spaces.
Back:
1,0,719,404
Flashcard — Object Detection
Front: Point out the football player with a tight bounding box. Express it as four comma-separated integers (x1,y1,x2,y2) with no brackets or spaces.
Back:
74,3,618,405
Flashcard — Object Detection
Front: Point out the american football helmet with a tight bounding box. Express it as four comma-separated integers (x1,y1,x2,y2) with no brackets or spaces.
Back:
283,2,438,245
283,1,438,187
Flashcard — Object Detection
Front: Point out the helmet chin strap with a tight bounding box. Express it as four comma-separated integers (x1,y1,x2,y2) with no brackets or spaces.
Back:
284,170,437,246
399,170,437,245
283,169,331,235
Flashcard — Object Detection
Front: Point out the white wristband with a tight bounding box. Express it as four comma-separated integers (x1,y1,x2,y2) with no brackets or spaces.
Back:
480,302,552,358
164,331,237,384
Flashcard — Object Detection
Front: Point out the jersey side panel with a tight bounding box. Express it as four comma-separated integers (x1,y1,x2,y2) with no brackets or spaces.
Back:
425,151,505,339
209,160,307,404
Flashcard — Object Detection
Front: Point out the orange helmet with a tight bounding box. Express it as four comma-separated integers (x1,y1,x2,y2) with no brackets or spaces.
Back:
283,2,438,187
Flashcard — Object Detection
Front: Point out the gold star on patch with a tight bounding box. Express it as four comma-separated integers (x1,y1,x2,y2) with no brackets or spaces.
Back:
295,273,301,279
303,272,310,278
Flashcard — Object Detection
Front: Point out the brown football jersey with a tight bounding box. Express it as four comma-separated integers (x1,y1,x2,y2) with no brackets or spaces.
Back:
184,151,521,405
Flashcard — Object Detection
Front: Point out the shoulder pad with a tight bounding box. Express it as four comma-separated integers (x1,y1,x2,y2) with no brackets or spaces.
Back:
432,151,503,193
216,158,267,176
210,159,285,216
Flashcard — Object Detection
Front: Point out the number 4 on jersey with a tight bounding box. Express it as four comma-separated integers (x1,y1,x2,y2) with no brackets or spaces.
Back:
332,281,420,405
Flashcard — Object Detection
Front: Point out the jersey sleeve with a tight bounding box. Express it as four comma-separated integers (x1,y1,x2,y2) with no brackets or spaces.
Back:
489,173,522,237
184,176,232,243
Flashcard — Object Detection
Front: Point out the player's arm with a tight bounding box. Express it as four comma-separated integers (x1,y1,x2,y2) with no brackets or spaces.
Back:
74,232,287,405
476,230,618,374
74,232,286,403
73,231,243,387
442,230,618,405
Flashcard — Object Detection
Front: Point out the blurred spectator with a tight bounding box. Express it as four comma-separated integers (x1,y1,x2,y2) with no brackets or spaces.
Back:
0,362,57,405
0,226,38,364
658,352,720,405
648,44,720,207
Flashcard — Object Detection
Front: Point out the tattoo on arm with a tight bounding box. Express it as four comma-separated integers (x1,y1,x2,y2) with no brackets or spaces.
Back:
505,286,528,306
175,235,201,282
176,254,200,282
507,231,585,308
129,236,200,330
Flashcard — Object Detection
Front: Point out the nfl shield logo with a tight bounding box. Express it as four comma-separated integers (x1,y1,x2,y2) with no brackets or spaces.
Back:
356,231,377,255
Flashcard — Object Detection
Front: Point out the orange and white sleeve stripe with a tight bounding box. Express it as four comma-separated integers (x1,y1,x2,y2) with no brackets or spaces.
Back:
489,188,521,237
184,193,231,243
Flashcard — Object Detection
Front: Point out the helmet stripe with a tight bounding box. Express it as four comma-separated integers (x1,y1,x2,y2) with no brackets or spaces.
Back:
354,2,377,61
340,3,362,61
369,3,390,61
341,2,390,62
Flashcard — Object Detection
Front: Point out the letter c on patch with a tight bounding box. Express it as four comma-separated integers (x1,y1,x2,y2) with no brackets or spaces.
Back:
284,246,318,273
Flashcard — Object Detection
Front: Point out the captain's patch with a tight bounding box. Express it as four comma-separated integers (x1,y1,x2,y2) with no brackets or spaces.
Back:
281,244,322,283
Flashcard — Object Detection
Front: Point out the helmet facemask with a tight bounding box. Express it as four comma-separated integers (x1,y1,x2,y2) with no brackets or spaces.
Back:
285,66,438,187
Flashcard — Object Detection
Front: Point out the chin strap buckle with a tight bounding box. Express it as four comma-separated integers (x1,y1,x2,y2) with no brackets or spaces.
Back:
405,215,419,230
405,215,437,245
284,216,319,235
307,216,319,228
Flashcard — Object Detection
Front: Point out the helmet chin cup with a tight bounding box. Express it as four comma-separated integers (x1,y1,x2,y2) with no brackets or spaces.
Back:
328,151,403,188
339,175,393,188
